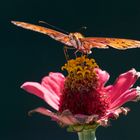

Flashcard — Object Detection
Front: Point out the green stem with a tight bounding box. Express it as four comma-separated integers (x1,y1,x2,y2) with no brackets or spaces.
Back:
78,130,96,140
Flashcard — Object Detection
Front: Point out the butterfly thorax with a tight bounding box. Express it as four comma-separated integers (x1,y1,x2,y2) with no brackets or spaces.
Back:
69,33,91,54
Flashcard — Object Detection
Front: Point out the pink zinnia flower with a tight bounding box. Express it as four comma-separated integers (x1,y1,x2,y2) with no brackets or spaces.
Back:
21,56,140,131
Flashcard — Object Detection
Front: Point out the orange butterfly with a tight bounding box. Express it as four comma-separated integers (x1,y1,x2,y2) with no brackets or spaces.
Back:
11,21,140,54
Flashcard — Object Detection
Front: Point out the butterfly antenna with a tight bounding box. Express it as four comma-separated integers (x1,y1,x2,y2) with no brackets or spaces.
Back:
81,26,87,30
78,26,87,32
39,20,69,34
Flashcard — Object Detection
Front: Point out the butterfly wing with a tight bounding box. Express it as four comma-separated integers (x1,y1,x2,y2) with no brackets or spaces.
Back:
81,37,140,50
11,21,72,46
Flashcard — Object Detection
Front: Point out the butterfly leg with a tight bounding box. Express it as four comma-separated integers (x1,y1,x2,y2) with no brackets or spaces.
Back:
64,46,77,60
63,46,71,61
74,50,79,58
74,49,89,57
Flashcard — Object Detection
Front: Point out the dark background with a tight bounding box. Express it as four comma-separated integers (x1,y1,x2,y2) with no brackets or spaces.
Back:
1,0,140,140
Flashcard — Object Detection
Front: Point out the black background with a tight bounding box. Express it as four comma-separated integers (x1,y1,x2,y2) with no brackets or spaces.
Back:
1,0,140,140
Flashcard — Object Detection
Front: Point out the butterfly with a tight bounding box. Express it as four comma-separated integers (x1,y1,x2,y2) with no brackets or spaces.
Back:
11,21,140,54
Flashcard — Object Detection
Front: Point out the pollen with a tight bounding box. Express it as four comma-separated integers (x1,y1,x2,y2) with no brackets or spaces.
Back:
61,55,99,94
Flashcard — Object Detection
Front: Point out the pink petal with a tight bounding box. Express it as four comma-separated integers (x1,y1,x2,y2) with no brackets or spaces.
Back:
49,72,65,88
113,107,130,116
74,114,99,124
109,88,138,110
29,107,79,126
97,107,130,127
94,68,110,89
41,72,65,97
98,107,130,126
21,82,59,110
58,110,80,125
104,85,113,93
107,107,130,119
97,119,109,126
108,69,140,103
21,72,65,111
28,107,59,120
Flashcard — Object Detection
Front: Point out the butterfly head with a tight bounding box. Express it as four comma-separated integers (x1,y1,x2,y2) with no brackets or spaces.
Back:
69,32,84,40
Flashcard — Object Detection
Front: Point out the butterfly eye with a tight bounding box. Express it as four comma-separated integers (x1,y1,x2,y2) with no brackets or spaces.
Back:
69,33,74,40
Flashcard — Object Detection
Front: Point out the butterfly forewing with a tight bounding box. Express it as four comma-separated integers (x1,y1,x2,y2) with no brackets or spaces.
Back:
81,37,140,50
11,21,72,46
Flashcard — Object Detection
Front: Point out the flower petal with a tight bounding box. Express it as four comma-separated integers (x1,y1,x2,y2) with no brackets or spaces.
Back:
29,107,79,126
58,110,80,125
109,69,140,103
109,88,138,110
98,107,130,126
21,82,59,110
28,107,59,120
41,72,65,97
97,119,109,126
94,68,110,89
107,107,130,119
74,114,99,124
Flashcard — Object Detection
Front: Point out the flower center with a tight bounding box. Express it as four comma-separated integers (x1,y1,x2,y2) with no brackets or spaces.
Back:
62,55,99,94
59,56,108,116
